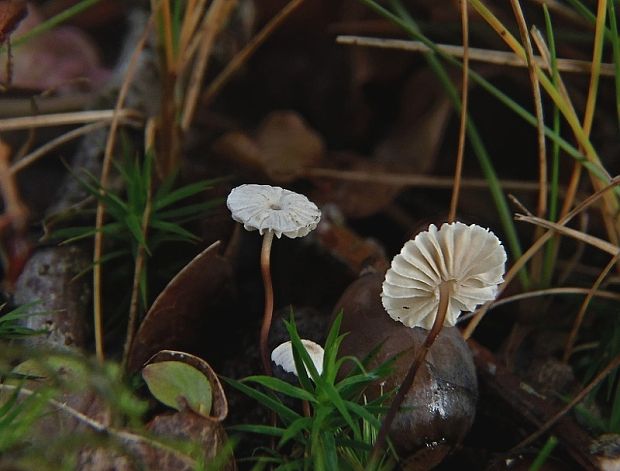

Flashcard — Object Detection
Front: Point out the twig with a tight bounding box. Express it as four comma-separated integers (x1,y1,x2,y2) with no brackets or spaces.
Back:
335,36,617,76
201,0,307,107
10,120,140,175
510,351,620,454
515,214,619,256
0,109,142,132
304,167,547,192
468,339,599,470
459,285,620,323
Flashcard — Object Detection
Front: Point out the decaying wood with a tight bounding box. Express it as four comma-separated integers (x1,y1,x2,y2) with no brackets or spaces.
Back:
468,338,598,470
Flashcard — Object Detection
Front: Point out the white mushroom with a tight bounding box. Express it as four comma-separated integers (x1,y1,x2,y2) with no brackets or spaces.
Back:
381,222,506,329
372,222,506,460
226,184,321,375
271,339,324,377
227,184,321,238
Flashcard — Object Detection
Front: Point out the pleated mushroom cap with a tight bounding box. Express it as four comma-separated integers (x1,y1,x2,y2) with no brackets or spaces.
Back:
381,222,506,329
226,184,321,238
271,339,324,377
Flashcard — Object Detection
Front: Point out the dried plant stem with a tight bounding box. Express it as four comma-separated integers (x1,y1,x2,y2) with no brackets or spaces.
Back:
180,0,236,132
510,0,547,283
305,167,547,192
515,214,619,256
201,0,307,106
260,230,275,376
511,351,620,453
0,140,28,233
93,18,152,363
10,120,139,175
122,198,152,371
0,109,141,132
335,36,617,76
0,384,197,467
448,0,469,223
370,281,451,464
464,176,620,339
563,254,619,362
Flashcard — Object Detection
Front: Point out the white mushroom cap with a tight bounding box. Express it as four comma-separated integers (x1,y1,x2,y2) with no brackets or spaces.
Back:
381,222,506,329
271,339,324,377
227,184,321,238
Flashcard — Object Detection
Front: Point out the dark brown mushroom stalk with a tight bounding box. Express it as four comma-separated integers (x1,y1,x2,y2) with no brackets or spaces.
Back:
335,222,506,467
227,184,321,375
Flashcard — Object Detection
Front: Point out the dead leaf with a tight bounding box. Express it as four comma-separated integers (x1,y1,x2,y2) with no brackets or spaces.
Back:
127,241,236,373
213,110,325,183
144,350,228,422
374,68,454,173
315,206,388,274
128,351,234,471
310,151,401,218
1,3,110,91
0,0,27,44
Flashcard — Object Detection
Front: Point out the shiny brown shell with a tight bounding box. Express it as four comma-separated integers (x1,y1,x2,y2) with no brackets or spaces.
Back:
333,272,478,468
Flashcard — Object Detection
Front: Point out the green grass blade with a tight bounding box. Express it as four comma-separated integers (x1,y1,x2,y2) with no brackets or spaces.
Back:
529,436,558,471
608,0,620,125
542,6,562,287
384,0,529,286
10,0,102,50
242,376,317,402
228,424,286,437
279,416,313,447
153,181,211,211
222,377,301,424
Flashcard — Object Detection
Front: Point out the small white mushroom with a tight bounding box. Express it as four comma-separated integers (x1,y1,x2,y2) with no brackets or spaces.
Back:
372,222,506,459
271,339,324,377
227,184,321,238
381,222,506,329
226,184,321,375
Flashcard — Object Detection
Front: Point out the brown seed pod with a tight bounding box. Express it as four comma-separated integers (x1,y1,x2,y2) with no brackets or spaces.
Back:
333,271,478,468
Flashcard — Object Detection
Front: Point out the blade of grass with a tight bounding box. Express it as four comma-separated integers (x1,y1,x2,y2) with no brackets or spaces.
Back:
540,8,562,287
8,0,102,50
530,436,558,471
608,0,620,125
563,254,619,362
468,0,620,248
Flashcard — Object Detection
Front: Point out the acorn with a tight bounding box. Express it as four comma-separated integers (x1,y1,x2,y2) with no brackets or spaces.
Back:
333,271,478,468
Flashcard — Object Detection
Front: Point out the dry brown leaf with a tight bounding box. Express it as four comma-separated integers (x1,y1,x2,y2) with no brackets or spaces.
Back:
0,0,27,44
375,68,453,173
213,110,325,183
127,241,236,373
310,151,401,218
1,3,109,91
128,350,234,471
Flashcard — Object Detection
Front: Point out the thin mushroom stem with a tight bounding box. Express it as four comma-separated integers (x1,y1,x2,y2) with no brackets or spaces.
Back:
260,230,275,375
370,281,451,465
